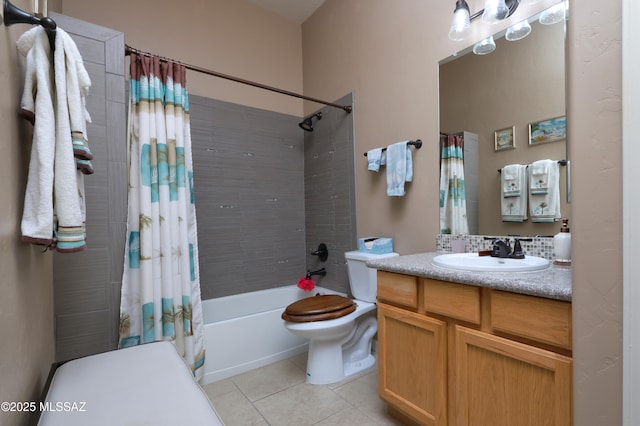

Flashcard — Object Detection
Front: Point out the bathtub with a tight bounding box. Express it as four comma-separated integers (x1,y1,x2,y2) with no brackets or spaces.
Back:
201,285,343,385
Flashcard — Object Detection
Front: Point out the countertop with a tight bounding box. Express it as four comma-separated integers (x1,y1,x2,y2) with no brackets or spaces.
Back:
367,252,572,302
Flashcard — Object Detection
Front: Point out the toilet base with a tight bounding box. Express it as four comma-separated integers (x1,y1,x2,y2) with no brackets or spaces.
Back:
304,314,378,385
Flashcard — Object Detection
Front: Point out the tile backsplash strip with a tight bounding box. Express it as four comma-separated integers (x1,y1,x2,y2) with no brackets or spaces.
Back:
436,234,555,261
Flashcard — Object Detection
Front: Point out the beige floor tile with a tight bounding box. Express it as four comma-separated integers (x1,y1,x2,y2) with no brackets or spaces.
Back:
314,407,383,425
333,370,403,425
232,358,306,402
202,378,238,399
253,382,352,426
210,388,268,426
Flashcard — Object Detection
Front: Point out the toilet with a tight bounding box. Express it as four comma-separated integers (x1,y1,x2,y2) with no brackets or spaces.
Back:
282,250,399,385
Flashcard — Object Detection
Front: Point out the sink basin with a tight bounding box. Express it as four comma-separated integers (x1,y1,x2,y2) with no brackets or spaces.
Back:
432,253,550,272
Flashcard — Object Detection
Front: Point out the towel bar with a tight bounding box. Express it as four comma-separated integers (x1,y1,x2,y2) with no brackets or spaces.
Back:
3,0,57,49
363,139,422,156
498,159,567,173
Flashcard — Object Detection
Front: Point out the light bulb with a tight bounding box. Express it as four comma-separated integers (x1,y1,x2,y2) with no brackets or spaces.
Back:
505,19,532,41
448,2,471,41
539,2,566,25
482,0,509,24
473,36,496,55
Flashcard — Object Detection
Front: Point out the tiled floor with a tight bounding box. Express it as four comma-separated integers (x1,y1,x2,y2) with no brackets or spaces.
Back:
201,352,405,425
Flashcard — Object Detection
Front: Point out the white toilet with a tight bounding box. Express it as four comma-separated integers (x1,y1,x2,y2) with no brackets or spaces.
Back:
282,250,399,385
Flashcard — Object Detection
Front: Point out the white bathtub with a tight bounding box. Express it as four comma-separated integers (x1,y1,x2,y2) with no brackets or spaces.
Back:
200,285,343,385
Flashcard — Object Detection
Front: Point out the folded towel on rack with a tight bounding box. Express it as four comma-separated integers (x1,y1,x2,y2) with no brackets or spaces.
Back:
529,160,561,222
501,164,526,197
367,148,384,172
529,159,554,194
501,164,527,221
386,141,413,196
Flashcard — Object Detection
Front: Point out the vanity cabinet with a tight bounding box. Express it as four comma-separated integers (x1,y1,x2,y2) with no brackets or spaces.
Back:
377,271,572,426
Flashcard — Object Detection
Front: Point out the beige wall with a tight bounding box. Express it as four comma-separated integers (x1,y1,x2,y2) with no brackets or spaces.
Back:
0,1,55,425
440,20,568,236
60,0,304,116
303,0,622,423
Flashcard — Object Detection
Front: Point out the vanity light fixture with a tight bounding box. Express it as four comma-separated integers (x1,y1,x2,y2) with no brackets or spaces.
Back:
448,0,520,41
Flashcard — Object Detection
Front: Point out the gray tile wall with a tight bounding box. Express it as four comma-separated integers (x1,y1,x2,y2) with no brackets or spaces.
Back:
304,94,357,296
50,13,126,361
190,96,307,299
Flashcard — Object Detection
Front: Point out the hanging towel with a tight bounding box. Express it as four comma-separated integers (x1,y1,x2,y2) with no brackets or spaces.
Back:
530,159,554,194
18,26,92,252
386,141,413,196
367,148,384,171
501,164,528,222
529,160,561,222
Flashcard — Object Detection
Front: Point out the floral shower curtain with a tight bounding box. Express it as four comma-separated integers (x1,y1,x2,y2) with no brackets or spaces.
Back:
439,134,469,235
119,53,205,380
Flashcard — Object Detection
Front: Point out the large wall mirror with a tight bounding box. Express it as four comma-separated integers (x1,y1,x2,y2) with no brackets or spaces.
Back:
439,10,568,237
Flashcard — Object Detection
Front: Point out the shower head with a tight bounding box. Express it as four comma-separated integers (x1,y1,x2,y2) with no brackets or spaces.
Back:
298,112,322,132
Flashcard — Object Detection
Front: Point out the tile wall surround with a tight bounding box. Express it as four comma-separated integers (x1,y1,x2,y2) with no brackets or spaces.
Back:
436,234,555,260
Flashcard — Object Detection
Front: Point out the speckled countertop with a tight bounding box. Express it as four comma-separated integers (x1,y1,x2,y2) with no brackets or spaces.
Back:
367,252,572,302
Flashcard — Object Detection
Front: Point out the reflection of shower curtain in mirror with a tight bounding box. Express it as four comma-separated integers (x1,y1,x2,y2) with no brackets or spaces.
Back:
440,135,469,235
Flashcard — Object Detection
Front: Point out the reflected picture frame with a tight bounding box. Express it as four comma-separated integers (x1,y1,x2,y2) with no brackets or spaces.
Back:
529,115,566,146
494,126,515,151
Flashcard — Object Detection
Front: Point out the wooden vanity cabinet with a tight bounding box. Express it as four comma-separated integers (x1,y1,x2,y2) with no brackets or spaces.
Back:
376,271,572,426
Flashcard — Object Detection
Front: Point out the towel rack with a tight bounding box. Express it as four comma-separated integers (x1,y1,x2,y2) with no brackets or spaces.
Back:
498,159,567,174
2,0,57,50
363,139,422,157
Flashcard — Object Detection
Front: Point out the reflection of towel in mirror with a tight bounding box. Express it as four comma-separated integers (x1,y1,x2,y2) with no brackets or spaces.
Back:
501,164,527,222
386,141,413,196
501,164,526,197
529,160,561,222
529,159,554,194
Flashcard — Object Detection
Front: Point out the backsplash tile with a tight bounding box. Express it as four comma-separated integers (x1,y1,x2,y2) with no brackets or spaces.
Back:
436,234,555,260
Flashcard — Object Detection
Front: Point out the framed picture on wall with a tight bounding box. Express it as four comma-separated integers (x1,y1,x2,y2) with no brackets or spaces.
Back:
494,126,515,151
528,115,566,146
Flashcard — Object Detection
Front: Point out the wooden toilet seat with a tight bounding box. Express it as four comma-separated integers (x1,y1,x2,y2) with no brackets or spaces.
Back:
282,294,356,322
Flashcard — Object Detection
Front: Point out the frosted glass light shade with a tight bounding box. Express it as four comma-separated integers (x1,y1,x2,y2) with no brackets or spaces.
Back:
505,20,532,41
539,2,566,25
473,36,496,55
482,0,509,24
448,6,471,41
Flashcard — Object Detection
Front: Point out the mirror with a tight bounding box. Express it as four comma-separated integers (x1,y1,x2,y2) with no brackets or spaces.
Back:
439,14,568,236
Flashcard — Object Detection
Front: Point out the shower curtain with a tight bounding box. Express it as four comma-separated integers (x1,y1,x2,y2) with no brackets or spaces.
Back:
440,134,469,235
119,53,205,380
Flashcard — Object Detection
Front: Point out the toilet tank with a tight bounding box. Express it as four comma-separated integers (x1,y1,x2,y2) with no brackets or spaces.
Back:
344,251,399,303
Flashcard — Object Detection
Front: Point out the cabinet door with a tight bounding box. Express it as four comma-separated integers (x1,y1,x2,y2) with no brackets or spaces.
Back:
454,325,572,426
378,303,447,425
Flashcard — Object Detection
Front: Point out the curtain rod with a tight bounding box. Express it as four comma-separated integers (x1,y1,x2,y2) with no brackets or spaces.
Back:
124,44,353,113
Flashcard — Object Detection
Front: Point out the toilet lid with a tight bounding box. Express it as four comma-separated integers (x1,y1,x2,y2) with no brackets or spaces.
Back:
282,295,356,322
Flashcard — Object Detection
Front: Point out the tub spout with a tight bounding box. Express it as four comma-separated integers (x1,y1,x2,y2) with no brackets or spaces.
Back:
306,268,327,279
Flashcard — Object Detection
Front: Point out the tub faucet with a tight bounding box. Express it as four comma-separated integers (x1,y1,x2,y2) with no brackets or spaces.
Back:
306,268,327,280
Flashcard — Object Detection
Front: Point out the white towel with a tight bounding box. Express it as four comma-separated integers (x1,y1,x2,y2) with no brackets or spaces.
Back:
18,27,56,246
530,159,554,194
386,141,413,196
18,27,92,252
501,164,528,222
501,164,525,197
529,160,561,222
367,148,383,171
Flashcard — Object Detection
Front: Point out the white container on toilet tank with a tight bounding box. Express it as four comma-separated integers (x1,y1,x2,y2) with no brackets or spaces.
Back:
345,250,399,302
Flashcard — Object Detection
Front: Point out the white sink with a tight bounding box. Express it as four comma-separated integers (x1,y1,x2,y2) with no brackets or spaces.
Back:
432,253,550,272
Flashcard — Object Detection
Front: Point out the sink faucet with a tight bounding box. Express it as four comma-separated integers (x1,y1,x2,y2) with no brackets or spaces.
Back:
491,239,511,258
